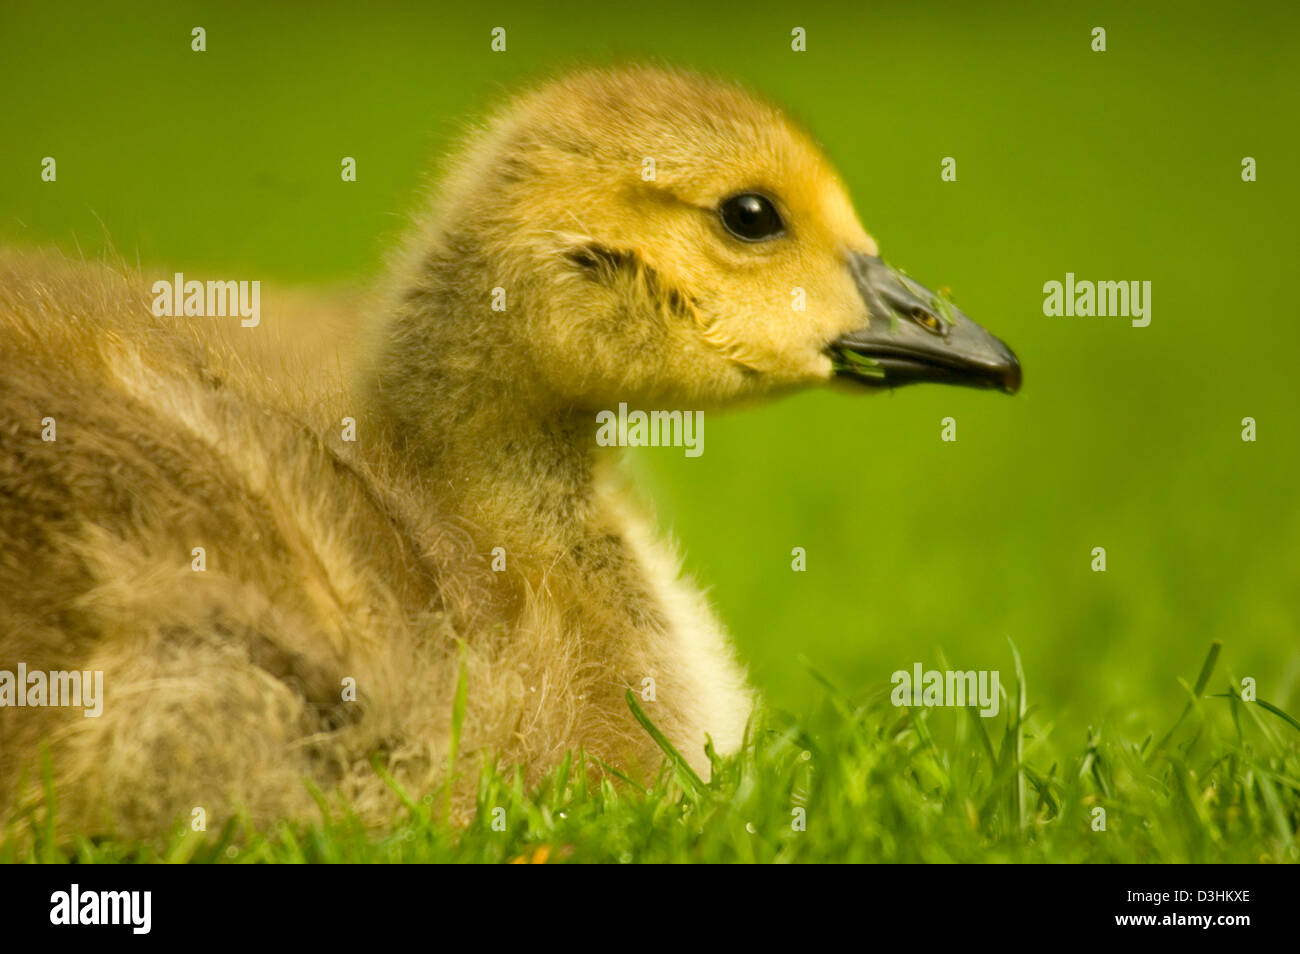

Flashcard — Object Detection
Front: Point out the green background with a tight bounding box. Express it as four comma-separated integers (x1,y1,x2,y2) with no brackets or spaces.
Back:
2,0,1296,750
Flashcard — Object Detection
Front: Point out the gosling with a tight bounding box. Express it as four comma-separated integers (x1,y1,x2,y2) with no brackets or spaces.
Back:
0,65,1020,840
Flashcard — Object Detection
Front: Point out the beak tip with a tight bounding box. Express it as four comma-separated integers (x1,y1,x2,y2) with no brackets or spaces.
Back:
999,354,1022,394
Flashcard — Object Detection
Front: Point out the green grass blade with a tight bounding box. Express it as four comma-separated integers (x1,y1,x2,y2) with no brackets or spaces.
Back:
626,690,705,798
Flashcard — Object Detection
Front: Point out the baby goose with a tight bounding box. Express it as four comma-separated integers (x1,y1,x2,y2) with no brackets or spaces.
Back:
0,66,1019,840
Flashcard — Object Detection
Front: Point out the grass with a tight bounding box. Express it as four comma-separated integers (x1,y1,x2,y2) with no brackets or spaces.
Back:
6,643,1297,863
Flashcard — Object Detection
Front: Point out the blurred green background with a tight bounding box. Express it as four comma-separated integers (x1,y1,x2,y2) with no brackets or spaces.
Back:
2,0,1297,749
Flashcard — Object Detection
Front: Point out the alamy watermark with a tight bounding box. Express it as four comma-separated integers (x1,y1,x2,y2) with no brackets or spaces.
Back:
0,663,103,717
595,403,703,457
1042,273,1151,327
151,272,260,327
891,663,1000,717
50,884,150,934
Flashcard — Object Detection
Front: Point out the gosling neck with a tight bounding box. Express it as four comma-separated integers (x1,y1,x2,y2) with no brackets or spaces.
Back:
364,288,609,559
419,396,603,552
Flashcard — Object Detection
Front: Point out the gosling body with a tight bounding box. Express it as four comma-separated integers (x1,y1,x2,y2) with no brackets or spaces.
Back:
0,66,1018,838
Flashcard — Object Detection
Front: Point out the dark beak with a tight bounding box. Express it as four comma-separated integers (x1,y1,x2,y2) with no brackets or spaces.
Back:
830,253,1021,394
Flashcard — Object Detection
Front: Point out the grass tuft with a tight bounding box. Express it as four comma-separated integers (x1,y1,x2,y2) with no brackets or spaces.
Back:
5,645,1298,863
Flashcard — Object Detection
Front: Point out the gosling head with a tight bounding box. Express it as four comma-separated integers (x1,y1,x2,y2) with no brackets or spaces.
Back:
401,65,1020,416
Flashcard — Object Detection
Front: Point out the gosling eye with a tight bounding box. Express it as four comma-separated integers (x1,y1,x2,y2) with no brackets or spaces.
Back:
911,308,946,335
718,193,785,242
